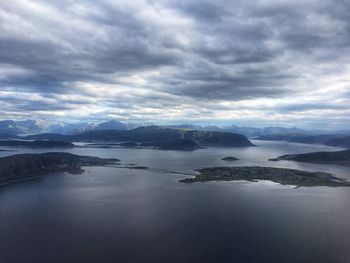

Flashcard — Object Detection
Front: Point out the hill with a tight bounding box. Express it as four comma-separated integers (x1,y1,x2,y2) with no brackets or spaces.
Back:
140,138,201,151
180,166,350,187
270,149,350,165
0,140,74,148
257,134,350,148
0,152,119,185
23,126,254,148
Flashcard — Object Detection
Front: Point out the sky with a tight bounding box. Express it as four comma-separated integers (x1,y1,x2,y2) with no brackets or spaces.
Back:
0,0,349,129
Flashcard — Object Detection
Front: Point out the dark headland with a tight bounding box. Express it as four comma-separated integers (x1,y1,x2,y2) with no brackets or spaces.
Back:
0,140,74,148
256,134,350,148
269,149,350,165
180,166,350,187
0,152,119,185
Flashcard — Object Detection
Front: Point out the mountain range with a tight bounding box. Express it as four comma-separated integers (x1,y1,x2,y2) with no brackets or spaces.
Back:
0,119,349,139
22,126,255,148
257,134,350,148
0,119,128,135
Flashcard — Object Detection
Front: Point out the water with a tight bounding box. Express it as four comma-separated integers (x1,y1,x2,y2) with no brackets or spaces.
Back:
0,140,350,262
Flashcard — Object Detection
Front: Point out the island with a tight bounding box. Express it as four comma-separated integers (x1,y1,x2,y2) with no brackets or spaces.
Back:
269,149,350,165
221,156,239,161
179,166,350,187
0,140,74,148
0,152,119,185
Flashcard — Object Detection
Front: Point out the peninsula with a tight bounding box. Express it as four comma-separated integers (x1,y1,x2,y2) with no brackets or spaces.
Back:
269,149,350,165
0,140,74,148
0,152,119,185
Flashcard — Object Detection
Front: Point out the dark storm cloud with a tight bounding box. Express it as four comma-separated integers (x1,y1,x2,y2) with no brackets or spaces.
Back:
0,0,349,127
0,0,178,91
11,100,74,112
0,91,90,113
162,66,295,100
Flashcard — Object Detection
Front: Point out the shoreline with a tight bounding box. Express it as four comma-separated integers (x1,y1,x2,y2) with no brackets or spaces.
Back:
180,166,350,187
0,175,44,187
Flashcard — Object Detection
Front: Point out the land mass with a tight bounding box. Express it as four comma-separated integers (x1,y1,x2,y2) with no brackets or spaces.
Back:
0,140,74,148
86,139,201,151
22,126,255,150
140,138,201,151
256,134,350,148
0,152,119,185
180,166,350,187
269,149,350,165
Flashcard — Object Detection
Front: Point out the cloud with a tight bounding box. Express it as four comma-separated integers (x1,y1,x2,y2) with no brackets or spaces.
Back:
0,0,349,128
276,102,349,112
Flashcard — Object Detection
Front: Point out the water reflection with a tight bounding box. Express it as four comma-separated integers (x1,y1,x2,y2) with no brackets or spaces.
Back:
0,141,349,262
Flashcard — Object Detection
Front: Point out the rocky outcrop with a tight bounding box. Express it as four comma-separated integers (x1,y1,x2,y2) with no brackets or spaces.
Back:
0,152,119,185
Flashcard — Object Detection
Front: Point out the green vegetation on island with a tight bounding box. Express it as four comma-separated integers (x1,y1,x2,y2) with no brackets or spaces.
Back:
180,166,350,187
140,138,201,151
257,134,350,148
0,152,119,185
269,149,350,165
0,140,74,148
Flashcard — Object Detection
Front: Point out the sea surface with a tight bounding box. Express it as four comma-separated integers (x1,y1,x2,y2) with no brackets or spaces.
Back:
0,140,350,263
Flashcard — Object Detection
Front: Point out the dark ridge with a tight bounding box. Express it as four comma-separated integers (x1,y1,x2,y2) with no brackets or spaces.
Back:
0,133,18,139
270,149,350,165
326,136,350,148
184,130,255,147
0,152,119,185
22,126,255,149
256,134,350,148
23,133,72,141
180,166,350,187
140,138,201,151
0,140,74,148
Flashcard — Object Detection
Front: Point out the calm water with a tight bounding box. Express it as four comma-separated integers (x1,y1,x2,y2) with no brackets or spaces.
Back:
1,140,350,263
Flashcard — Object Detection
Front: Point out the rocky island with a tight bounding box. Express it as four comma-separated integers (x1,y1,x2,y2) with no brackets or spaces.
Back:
269,149,350,165
180,166,350,187
0,152,119,185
